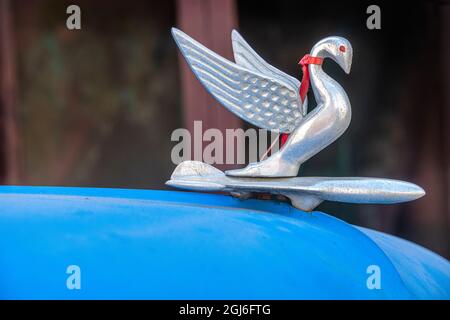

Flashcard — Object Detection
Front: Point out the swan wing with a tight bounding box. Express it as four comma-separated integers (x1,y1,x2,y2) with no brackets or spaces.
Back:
172,27,304,133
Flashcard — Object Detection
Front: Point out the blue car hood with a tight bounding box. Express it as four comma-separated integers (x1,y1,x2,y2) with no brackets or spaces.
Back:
0,186,448,299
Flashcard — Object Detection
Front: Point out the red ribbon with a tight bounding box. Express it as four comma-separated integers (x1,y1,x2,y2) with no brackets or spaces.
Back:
298,54,323,102
280,54,323,146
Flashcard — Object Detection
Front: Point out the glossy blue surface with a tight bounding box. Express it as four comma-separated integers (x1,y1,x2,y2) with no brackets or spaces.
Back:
0,186,448,299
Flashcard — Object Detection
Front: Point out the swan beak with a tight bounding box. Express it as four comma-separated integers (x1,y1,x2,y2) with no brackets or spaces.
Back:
341,42,353,74
337,52,352,74
343,59,352,74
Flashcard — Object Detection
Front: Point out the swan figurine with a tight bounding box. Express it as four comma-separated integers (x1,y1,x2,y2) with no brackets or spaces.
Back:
171,28,352,177
169,28,425,210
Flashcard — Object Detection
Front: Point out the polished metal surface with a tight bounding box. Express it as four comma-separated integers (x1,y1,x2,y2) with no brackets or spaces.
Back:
227,36,353,177
172,28,352,178
166,161,425,211
169,28,425,209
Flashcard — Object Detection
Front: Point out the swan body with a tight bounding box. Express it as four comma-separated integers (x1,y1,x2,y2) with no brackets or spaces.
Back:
227,36,353,177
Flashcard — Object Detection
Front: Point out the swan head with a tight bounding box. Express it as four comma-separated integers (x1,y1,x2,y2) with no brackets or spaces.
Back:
310,36,353,74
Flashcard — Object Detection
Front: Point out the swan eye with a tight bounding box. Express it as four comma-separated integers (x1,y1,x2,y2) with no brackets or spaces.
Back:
339,45,346,53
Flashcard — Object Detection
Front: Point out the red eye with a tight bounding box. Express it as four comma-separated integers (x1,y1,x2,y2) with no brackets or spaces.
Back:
339,45,346,53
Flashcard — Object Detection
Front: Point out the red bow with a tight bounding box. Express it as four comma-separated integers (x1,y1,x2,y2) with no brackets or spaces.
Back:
298,54,323,102
280,54,323,146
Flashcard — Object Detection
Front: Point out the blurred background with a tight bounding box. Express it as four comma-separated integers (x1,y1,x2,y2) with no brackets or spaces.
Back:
0,0,448,258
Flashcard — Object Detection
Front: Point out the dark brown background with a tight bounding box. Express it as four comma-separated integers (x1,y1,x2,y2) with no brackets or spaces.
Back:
0,0,449,258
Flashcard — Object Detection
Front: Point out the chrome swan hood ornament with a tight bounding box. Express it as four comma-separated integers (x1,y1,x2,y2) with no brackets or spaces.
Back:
228,36,352,177
167,28,425,211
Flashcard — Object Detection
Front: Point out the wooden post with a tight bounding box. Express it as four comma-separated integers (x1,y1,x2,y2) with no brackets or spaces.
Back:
440,1,450,252
0,0,22,184
176,0,242,170
398,1,449,257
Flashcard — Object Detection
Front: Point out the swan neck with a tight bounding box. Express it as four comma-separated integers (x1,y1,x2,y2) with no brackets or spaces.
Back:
308,45,340,103
309,63,331,103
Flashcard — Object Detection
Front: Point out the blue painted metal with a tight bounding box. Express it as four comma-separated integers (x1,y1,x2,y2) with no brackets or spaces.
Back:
0,186,448,299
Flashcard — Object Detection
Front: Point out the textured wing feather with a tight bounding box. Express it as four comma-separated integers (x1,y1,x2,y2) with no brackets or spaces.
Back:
231,30,307,116
172,28,304,133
